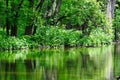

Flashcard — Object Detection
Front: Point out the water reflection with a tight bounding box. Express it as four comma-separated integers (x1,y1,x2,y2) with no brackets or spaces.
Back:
114,44,120,80
0,45,118,80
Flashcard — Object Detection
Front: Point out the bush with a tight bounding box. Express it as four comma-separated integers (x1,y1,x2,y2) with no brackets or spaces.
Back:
0,27,113,50
80,28,112,46
33,26,83,47
0,37,28,50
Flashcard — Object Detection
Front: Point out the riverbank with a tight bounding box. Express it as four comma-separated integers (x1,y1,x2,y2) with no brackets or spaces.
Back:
0,27,113,50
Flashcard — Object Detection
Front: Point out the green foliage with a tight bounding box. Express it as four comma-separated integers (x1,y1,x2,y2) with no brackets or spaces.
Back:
0,0,114,50
0,26,113,50
113,0,120,40
60,0,109,32
33,26,112,47
33,26,83,47
0,37,28,50
80,28,112,46
21,35,38,48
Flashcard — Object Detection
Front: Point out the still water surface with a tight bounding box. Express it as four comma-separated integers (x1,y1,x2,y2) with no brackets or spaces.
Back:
0,44,120,80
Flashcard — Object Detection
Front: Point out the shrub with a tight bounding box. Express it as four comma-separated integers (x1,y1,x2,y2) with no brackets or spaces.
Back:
0,37,28,50
81,28,112,46
33,26,83,47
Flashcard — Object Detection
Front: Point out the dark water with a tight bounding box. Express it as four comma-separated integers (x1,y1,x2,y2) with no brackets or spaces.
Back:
0,44,119,80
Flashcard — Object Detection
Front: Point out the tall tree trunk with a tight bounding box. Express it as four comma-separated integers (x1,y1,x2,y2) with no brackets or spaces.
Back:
25,0,34,35
54,0,62,25
45,0,62,18
48,0,57,17
107,0,116,25
107,0,116,41
11,0,24,36
11,24,17,36
44,0,62,25
44,0,57,18
6,0,10,36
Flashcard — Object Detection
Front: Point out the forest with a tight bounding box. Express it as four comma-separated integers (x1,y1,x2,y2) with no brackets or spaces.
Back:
0,0,119,50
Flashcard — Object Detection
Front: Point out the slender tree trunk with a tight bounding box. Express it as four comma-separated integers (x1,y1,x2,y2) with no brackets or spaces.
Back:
33,26,37,35
114,26,117,41
54,0,62,25
6,0,10,36
107,0,116,25
107,0,116,41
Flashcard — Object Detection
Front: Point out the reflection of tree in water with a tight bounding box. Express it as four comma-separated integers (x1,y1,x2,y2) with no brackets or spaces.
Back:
114,43,120,79
0,59,37,80
80,52,98,79
0,51,60,80
0,47,115,80
24,58,58,80
81,53,89,69
24,59,36,72
43,67,58,80
4,60,16,80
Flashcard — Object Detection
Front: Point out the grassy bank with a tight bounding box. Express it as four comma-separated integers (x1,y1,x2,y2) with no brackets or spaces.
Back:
0,27,112,50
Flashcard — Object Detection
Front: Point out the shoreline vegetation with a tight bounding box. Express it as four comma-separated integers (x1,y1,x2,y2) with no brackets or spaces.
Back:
0,0,119,50
0,27,112,50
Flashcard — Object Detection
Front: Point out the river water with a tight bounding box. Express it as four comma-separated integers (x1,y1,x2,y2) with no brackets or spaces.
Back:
0,44,119,80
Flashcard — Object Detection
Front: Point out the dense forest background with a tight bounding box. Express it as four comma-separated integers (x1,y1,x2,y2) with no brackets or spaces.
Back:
0,0,119,50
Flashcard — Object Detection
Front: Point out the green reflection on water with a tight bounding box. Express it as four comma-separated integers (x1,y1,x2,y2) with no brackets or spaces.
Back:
0,45,118,80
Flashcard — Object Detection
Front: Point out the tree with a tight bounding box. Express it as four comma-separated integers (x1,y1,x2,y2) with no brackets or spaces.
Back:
6,0,10,35
107,0,116,25
10,0,24,36
24,0,34,35
113,0,120,41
